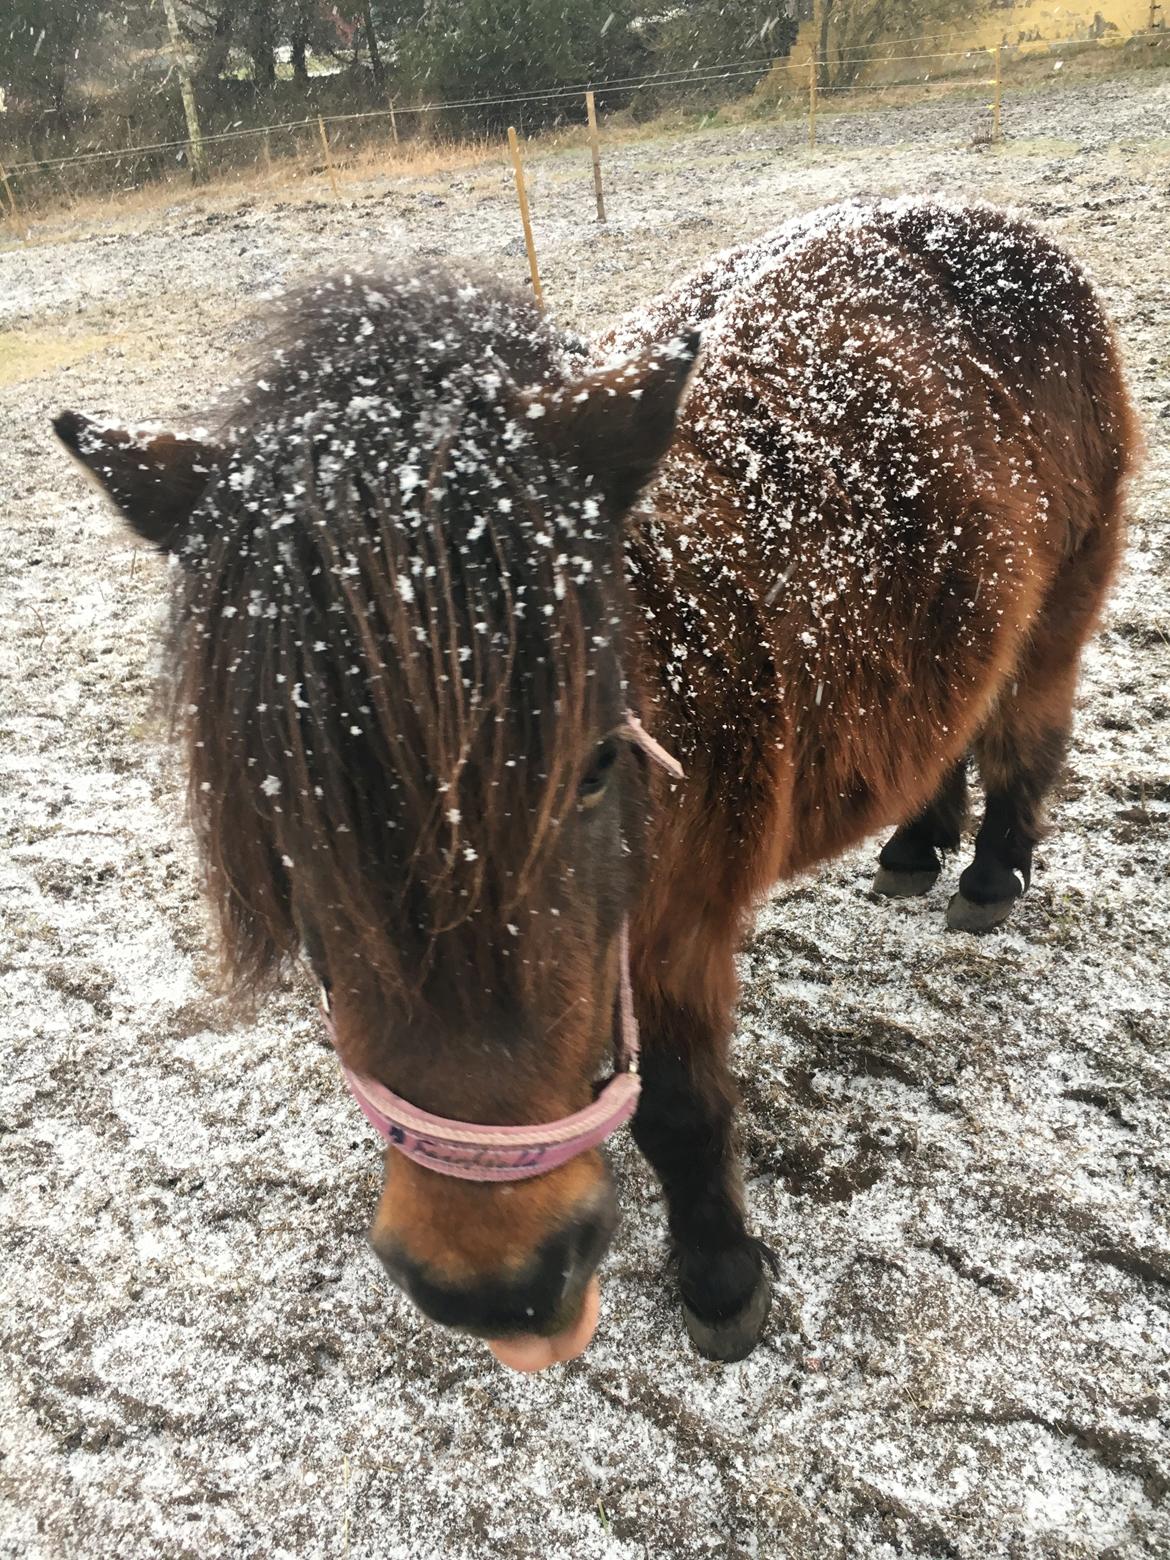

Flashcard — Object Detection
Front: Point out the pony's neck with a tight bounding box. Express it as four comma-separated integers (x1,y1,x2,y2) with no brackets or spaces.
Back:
625,493,785,769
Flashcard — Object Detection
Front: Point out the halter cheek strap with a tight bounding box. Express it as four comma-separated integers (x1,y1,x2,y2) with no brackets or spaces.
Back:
323,710,683,1182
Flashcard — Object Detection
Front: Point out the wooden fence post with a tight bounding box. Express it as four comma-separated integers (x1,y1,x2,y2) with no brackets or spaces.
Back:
993,44,1003,141
0,159,27,239
507,126,543,310
808,53,818,147
388,99,399,149
317,115,340,200
585,90,606,223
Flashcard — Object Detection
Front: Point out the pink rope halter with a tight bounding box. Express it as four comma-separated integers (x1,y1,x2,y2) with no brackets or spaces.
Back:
322,712,684,1182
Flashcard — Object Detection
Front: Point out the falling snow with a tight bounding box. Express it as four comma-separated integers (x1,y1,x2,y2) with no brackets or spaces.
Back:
2,69,1168,1560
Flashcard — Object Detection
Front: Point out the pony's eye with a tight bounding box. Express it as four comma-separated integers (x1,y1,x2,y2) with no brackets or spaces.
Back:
579,739,619,808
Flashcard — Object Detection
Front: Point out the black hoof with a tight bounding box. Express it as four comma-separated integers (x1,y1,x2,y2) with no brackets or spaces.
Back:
873,866,940,899
683,1266,772,1362
946,892,1017,933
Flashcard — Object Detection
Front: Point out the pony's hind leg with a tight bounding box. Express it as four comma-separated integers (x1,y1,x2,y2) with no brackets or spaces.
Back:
947,526,1120,934
947,720,1068,932
874,761,968,898
632,984,773,1362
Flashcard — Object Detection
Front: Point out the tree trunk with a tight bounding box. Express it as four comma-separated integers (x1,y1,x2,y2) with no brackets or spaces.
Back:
363,0,386,89
246,3,279,92
48,9,85,119
201,9,234,82
51,61,70,119
291,34,310,85
817,0,833,91
252,42,277,90
162,0,208,181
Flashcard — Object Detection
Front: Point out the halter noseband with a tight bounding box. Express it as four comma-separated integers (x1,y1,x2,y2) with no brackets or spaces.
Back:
321,712,683,1182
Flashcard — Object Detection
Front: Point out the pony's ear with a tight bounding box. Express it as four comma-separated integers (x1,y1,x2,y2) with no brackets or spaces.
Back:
53,410,221,554
536,331,701,515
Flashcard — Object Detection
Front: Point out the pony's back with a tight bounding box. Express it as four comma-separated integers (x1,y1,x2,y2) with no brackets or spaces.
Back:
622,200,1133,880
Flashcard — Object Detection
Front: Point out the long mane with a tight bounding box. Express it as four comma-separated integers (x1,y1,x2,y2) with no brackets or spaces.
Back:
174,268,620,1006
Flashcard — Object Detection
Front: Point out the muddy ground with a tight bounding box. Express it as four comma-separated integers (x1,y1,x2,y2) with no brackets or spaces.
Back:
2,71,1168,1560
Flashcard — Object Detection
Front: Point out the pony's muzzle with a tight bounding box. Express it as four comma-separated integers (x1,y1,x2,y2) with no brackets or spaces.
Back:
371,1183,619,1344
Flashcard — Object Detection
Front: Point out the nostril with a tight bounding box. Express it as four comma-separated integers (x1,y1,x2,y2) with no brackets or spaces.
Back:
564,1204,618,1295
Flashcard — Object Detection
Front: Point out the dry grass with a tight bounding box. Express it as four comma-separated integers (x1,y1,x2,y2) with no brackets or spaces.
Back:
4,27,1169,248
4,132,507,247
1,106,789,248
5,42,1168,253
755,30,1170,115
0,328,124,388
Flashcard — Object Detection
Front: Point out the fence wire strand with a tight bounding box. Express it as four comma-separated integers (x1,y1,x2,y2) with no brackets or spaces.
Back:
3,26,1166,182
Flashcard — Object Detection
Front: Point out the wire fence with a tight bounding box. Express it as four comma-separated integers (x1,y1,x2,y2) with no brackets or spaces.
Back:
2,60,788,175
1,23,1167,229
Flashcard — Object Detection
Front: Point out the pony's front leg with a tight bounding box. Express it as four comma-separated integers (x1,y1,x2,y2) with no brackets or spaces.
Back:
631,987,773,1361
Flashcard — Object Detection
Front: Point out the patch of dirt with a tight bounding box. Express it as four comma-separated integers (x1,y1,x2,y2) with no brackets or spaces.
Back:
2,70,1168,1560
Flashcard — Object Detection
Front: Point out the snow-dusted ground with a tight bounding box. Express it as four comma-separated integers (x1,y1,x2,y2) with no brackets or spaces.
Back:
2,72,1168,1560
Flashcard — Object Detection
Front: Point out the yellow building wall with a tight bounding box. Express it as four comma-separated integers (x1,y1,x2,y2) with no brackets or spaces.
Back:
935,0,1155,49
781,0,1160,81
780,1,1166,87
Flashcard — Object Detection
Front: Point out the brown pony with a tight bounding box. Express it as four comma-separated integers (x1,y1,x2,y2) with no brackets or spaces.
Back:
56,200,1133,1368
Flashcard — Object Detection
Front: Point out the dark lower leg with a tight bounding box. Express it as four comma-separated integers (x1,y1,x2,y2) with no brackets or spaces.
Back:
876,761,968,890
951,531,1118,930
951,724,1068,929
632,996,770,1356
959,790,1039,903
